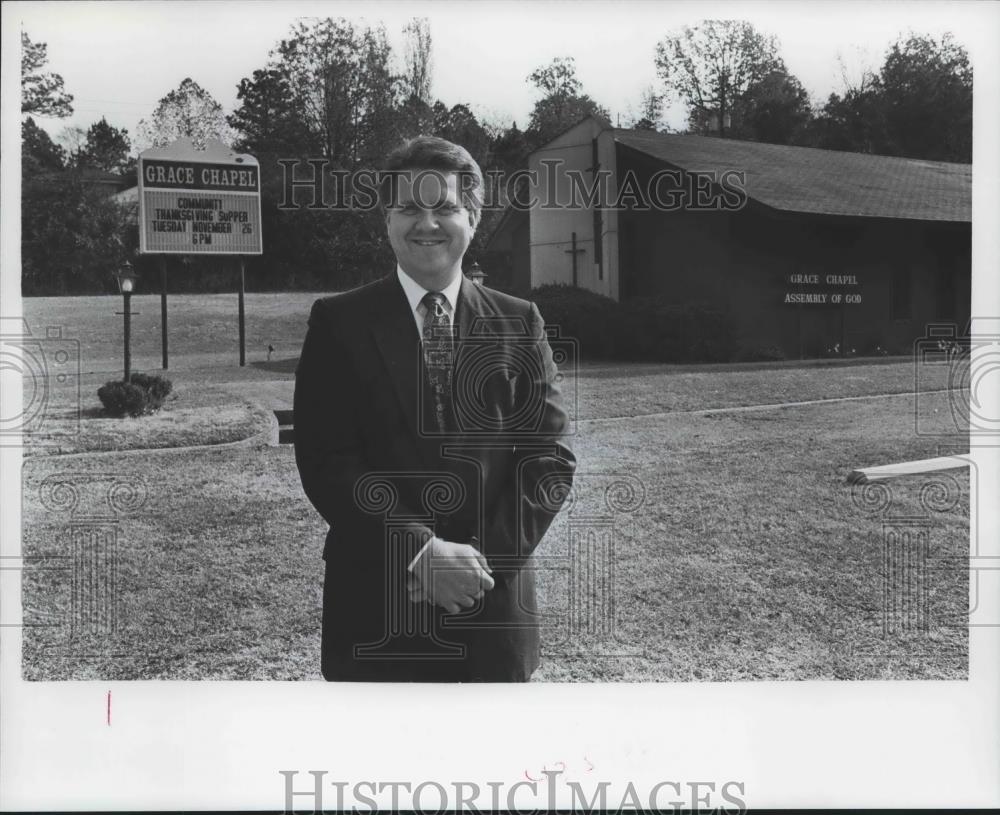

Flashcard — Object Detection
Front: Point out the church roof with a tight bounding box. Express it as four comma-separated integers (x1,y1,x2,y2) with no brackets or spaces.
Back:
613,129,971,223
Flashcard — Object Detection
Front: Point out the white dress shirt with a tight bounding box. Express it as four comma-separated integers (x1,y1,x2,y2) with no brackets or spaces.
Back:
396,264,461,339
395,264,463,573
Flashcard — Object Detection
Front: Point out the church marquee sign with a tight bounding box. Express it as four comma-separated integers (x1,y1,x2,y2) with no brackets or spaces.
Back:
138,138,263,255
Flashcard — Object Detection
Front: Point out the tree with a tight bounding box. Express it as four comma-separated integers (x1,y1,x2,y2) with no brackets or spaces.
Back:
21,31,73,118
726,68,812,144
22,174,134,294
810,33,971,162
397,94,435,140
227,18,410,292
877,33,972,162
655,20,784,138
136,78,234,150
402,17,433,105
395,18,434,138
270,18,401,165
629,86,666,131
354,24,401,163
432,102,490,166
490,120,530,172
525,57,609,148
57,125,88,158
810,90,882,155
22,117,66,173
72,117,132,172
528,57,582,96
228,67,317,154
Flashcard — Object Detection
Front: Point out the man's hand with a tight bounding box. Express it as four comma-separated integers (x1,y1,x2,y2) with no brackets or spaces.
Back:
408,538,494,614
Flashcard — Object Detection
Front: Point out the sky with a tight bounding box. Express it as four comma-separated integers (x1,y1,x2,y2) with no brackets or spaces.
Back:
10,0,989,153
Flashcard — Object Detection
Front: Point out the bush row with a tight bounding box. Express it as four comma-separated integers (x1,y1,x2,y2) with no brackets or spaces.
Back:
530,284,738,363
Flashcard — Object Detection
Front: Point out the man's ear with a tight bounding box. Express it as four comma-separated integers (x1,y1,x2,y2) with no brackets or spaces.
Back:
468,208,481,231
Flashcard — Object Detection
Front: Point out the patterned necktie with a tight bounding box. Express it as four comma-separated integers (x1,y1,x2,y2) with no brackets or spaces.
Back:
421,291,454,433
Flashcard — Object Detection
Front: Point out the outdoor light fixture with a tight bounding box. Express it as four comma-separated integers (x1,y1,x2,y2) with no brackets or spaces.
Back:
114,260,138,294
114,260,138,382
468,261,487,286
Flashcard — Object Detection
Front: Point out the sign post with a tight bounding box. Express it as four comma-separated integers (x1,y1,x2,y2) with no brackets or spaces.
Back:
238,257,246,367
137,138,263,367
160,257,168,369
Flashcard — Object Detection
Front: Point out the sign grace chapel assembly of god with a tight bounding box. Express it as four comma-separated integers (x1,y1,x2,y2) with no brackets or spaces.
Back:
486,115,971,359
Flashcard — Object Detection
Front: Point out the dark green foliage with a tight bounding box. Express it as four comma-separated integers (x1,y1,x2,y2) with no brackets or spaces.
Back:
21,172,136,295
97,374,173,417
532,285,738,363
726,69,813,145
432,102,491,168
97,381,148,417
809,33,972,162
22,117,66,173
615,298,737,362
734,343,787,362
72,117,132,173
228,68,318,155
129,373,173,403
530,284,620,360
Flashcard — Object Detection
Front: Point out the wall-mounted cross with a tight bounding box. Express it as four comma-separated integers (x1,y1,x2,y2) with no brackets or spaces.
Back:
564,231,586,287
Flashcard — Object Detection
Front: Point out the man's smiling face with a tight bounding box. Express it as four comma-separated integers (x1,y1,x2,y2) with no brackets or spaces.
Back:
386,170,477,291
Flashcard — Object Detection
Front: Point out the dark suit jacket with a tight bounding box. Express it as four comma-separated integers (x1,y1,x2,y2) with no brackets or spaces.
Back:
294,272,576,681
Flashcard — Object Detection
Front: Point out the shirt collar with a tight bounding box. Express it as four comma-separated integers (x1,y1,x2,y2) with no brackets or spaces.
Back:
396,264,462,314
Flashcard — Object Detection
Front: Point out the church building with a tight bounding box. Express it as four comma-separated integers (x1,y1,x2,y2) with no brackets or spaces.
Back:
485,116,971,358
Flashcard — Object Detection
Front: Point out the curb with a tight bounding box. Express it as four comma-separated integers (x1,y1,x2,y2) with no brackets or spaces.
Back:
22,401,279,461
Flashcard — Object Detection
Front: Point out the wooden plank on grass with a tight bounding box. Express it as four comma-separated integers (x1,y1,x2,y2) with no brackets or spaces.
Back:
848,454,971,484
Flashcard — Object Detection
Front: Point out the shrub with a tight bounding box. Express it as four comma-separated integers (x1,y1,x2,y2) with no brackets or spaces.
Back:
735,343,787,362
97,374,172,417
530,287,739,363
614,298,738,363
129,372,173,403
97,381,147,417
530,284,620,360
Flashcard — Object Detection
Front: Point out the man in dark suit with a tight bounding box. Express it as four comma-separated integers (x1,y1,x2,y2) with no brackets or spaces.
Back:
294,136,576,682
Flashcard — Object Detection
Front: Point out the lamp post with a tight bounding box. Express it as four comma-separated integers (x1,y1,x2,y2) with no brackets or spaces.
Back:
114,261,138,383
468,261,487,287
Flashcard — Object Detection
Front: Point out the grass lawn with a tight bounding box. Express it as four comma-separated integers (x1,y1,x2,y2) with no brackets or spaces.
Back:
17,295,970,681
534,391,968,681
21,293,322,376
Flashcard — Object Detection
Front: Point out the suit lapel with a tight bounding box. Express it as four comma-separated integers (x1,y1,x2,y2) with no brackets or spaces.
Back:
456,275,497,345
370,274,423,446
370,273,502,461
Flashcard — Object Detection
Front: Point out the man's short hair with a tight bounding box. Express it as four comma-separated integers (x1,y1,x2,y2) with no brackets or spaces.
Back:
379,136,484,224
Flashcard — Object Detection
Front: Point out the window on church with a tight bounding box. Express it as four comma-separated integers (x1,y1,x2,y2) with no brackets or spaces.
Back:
892,265,912,320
